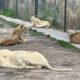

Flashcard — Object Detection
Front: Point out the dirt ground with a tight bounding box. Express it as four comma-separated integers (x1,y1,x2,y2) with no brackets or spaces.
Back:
0,28,80,80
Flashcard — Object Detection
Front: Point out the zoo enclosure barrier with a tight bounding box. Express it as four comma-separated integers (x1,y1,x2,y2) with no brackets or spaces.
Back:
0,0,80,31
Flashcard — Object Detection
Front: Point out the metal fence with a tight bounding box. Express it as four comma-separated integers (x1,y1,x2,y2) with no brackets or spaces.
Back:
0,0,80,31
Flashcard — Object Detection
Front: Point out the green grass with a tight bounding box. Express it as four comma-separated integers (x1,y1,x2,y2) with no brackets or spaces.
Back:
29,29,80,50
57,40,80,52
29,29,45,36
57,40,76,49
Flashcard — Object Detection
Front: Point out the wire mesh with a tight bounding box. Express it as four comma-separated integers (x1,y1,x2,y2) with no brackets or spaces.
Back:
0,0,80,30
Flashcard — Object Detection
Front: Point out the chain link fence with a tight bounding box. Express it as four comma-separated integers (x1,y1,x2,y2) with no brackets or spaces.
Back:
0,0,80,30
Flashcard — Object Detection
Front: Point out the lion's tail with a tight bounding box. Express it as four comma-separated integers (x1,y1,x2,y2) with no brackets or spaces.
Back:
46,63,72,71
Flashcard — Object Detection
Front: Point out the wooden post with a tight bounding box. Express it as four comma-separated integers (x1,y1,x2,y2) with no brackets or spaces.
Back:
64,0,67,32
35,0,38,17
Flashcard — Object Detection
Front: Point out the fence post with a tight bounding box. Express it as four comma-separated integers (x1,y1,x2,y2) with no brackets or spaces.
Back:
16,0,18,17
64,0,67,32
35,0,38,17
54,0,57,24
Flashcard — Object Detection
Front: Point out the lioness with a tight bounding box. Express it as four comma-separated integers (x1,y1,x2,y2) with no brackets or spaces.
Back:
68,30,80,44
0,24,28,46
31,16,51,28
0,49,72,71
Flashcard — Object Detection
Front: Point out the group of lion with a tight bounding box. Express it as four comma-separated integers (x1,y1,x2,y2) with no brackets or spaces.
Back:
0,16,79,71
0,16,80,45
0,22,72,71
0,16,80,46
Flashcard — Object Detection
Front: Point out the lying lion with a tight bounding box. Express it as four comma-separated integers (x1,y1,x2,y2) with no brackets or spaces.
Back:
68,30,80,44
31,16,51,28
0,24,28,46
0,49,72,71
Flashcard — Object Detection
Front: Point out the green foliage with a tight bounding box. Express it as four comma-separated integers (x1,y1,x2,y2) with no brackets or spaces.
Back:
40,9,54,19
0,10,4,14
52,19,61,28
18,13,31,21
0,9,31,21
0,9,17,18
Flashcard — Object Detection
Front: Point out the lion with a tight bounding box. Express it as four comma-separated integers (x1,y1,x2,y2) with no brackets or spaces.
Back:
0,24,28,46
0,49,72,71
68,30,80,44
31,16,51,28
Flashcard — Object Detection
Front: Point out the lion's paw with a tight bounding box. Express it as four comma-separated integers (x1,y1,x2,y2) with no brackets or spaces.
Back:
23,39,29,43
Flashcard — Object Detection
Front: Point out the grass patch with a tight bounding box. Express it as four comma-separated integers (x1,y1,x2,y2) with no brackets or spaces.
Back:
6,21,18,28
24,28,80,53
57,40,80,52
29,29,45,36
0,23,4,26
57,40,76,49
0,18,17,28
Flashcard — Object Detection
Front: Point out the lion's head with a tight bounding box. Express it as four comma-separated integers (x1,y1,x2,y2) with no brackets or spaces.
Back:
12,24,27,36
31,16,41,27
19,24,27,33
31,16,35,22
